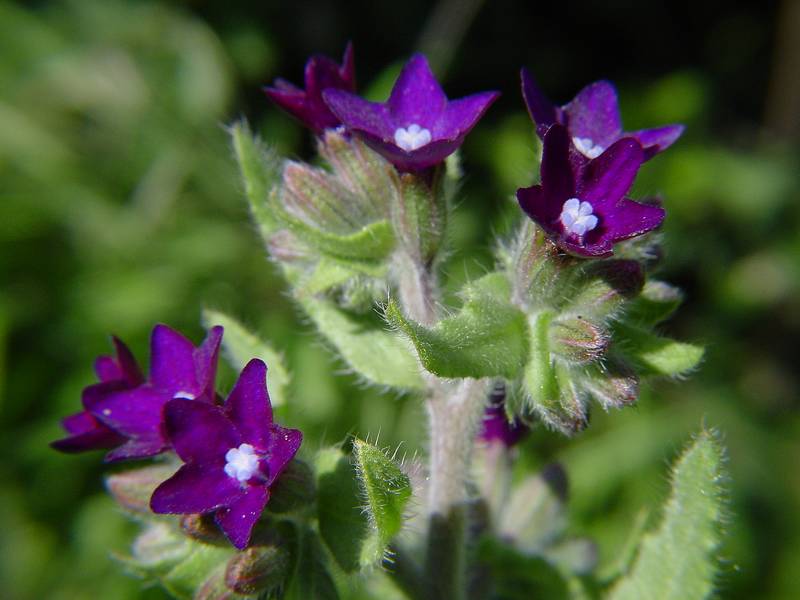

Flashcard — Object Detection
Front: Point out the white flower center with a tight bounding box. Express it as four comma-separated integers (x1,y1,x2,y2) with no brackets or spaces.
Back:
224,443,260,483
172,391,196,400
560,198,598,237
572,136,604,159
394,123,432,151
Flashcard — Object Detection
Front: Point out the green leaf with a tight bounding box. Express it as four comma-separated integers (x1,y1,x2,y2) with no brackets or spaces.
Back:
229,120,281,237
297,256,387,297
477,538,570,600
613,322,704,377
385,284,529,379
352,439,412,560
315,447,371,572
625,280,684,325
202,309,290,407
607,430,727,600
273,198,396,261
285,528,340,600
300,297,424,390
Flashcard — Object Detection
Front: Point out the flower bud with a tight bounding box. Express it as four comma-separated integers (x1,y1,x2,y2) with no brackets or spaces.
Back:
582,360,639,410
282,161,356,233
550,316,610,364
129,522,190,572
392,171,447,265
266,459,316,514
267,229,311,262
195,571,237,600
105,463,177,514
180,513,227,544
224,544,292,595
567,259,644,320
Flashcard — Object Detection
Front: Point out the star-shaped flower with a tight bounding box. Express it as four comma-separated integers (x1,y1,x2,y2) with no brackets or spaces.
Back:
323,53,499,170
263,43,356,134
516,124,665,258
85,324,223,462
150,359,302,549
521,68,683,162
51,336,143,454
479,384,528,447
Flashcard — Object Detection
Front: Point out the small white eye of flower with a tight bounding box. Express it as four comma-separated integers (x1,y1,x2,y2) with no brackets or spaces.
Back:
224,443,260,483
560,197,599,237
172,391,196,400
394,123,432,151
572,136,604,159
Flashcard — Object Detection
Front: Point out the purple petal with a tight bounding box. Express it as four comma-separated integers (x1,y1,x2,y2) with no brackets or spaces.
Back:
540,124,575,206
434,91,499,139
215,486,269,549
629,124,684,160
387,53,448,125
165,399,241,464
51,411,125,453
94,355,123,383
81,380,129,409
520,68,558,129
150,462,243,514
577,137,643,208
262,425,302,486
600,197,665,243
112,336,144,385
355,132,463,171
193,326,223,402
104,438,167,462
564,81,622,149
150,324,197,395
516,185,560,237
323,90,394,139
225,359,273,448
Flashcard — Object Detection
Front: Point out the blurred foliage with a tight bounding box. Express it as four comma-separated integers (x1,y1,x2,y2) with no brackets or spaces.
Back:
1,0,798,599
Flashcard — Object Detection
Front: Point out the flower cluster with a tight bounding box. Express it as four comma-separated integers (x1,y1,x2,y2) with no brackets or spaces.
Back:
52,325,301,549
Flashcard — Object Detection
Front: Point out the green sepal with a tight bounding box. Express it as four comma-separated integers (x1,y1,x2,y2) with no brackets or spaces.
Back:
116,522,192,580
202,309,290,407
608,430,727,600
272,197,396,262
386,281,529,379
391,170,447,264
352,438,412,560
297,256,387,297
300,297,424,390
625,280,684,325
612,322,704,377
105,463,178,516
315,447,372,573
162,542,237,599
229,121,282,238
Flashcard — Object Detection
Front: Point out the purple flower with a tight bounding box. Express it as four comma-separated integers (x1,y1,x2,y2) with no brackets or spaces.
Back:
263,43,356,134
150,359,302,549
479,384,528,447
517,124,665,258
85,324,223,462
51,337,143,453
323,53,499,171
521,68,683,162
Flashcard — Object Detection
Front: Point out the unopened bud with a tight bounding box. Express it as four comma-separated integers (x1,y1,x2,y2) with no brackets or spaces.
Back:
567,259,644,320
392,171,447,264
550,316,610,364
282,161,355,233
180,513,226,544
106,464,177,514
267,229,311,262
266,459,316,514
195,570,237,600
225,544,291,595
130,522,190,570
582,360,639,410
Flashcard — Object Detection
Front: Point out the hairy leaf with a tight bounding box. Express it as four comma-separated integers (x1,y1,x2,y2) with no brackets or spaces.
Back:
385,288,529,379
229,120,281,238
625,280,684,325
478,538,570,600
608,430,727,600
285,527,340,600
202,309,289,407
613,322,704,377
301,297,424,390
162,541,235,599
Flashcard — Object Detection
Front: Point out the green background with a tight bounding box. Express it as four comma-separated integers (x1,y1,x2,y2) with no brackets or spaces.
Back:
1,0,798,598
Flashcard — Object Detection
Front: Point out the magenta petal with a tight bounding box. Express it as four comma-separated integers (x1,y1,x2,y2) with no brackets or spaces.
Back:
150,463,242,514
88,386,166,438
215,486,269,549
51,411,125,453
112,336,144,385
577,138,643,208
104,438,166,462
194,326,223,402
150,324,197,395
165,399,241,464
435,92,500,139
564,81,622,149
517,185,560,236
387,53,448,125
540,125,575,206
225,359,273,448
630,124,684,159
323,90,394,139
94,355,123,383
521,68,558,128
262,426,303,486
356,133,462,171
601,198,665,243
